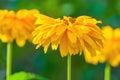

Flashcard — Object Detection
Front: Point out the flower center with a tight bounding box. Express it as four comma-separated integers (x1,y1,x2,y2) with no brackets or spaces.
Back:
63,16,75,26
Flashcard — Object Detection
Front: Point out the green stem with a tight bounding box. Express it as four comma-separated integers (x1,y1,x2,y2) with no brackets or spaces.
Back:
104,63,111,80
67,54,71,80
6,42,12,80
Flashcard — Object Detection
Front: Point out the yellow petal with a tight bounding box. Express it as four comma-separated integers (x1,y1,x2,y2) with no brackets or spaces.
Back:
0,34,9,42
51,44,58,50
114,28,120,38
56,25,67,35
45,27,56,38
102,26,113,39
67,30,77,43
76,16,101,24
84,41,96,56
35,14,57,24
36,44,41,49
84,49,99,65
51,39,59,50
44,45,49,53
16,39,25,47
60,32,68,57
83,35,99,50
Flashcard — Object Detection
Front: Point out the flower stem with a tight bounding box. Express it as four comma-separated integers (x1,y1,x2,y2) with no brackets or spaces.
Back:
6,42,12,80
67,54,71,80
104,63,111,80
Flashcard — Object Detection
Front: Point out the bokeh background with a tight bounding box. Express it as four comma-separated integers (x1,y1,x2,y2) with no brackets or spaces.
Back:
0,0,120,80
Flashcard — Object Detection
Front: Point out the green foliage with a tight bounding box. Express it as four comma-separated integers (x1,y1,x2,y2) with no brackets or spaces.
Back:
8,71,48,80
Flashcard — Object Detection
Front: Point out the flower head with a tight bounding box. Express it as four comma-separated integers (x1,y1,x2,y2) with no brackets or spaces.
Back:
85,26,120,67
102,26,120,67
0,9,39,47
32,14,104,57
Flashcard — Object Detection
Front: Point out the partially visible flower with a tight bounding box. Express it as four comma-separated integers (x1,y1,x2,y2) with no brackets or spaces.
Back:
85,26,120,67
0,9,39,47
32,14,104,57
0,10,15,43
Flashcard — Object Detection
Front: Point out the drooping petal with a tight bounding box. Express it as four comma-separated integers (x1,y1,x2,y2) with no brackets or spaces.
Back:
60,32,68,57
67,29,77,43
83,35,99,50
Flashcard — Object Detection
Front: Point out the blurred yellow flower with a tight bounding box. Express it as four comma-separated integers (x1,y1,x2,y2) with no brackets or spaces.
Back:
0,9,39,47
85,26,120,67
32,14,104,57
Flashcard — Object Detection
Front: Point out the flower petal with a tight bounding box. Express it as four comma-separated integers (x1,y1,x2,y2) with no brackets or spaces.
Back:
60,32,68,57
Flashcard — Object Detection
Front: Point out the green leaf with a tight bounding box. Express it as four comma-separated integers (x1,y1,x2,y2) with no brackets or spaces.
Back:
8,71,48,80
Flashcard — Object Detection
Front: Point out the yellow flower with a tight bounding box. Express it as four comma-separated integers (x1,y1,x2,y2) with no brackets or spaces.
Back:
85,26,120,67
0,9,39,47
32,14,104,57
102,26,120,67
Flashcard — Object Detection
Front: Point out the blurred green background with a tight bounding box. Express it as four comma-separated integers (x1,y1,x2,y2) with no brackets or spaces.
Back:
0,0,120,80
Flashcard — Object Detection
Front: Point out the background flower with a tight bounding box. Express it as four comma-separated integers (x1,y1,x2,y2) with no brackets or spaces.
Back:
85,26,120,67
0,9,39,47
101,26,120,67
